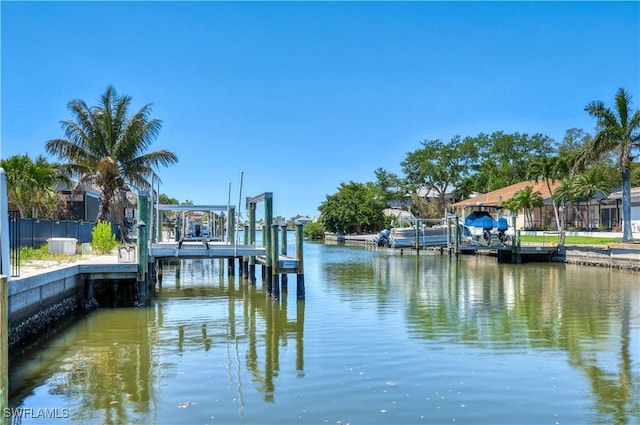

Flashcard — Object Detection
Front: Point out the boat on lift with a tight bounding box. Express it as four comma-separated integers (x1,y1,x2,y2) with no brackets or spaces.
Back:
372,216,471,248
463,203,510,246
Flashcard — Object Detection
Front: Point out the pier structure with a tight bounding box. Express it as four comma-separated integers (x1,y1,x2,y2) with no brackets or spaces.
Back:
141,191,304,300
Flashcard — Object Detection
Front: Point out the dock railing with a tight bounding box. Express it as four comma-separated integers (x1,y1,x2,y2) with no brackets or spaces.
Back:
540,231,564,247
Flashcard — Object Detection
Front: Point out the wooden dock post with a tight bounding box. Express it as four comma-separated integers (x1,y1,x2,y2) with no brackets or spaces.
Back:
242,224,249,279
514,230,522,264
264,195,273,295
227,256,235,277
227,207,236,277
248,202,256,284
271,224,280,300
446,216,452,255
137,191,150,303
280,225,288,291
295,223,305,299
511,215,521,264
454,216,460,257
1,275,8,422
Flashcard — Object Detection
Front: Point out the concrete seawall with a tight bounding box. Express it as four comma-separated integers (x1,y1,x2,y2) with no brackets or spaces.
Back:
555,243,640,271
8,260,137,351
323,233,640,270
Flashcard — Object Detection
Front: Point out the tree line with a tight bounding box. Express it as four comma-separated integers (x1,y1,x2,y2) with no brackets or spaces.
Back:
3,87,638,243
2,86,178,237
318,88,640,243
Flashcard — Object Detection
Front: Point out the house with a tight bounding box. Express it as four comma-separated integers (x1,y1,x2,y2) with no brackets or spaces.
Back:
606,186,640,232
450,180,557,230
389,184,457,217
54,181,101,222
450,180,640,232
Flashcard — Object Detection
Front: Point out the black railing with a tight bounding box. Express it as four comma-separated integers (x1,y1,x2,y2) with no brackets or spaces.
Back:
7,216,120,278
9,210,20,277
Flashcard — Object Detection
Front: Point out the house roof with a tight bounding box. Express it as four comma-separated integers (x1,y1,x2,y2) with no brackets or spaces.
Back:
450,180,561,209
415,184,456,198
608,186,640,201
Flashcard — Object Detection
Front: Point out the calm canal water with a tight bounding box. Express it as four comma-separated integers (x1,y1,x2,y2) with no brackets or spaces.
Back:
8,241,640,425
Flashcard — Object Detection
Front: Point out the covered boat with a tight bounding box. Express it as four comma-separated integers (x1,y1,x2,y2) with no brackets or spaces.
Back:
463,204,509,246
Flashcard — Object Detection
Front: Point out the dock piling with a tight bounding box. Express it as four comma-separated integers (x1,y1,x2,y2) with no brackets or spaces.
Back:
295,223,305,299
271,224,280,300
248,203,256,284
281,225,288,290
137,191,151,304
242,224,249,279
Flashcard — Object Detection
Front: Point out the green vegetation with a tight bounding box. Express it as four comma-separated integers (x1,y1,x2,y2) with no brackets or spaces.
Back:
45,86,178,231
19,244,68,263
303,221,325,240
578,88,640,242
317,88,638,235
3,87,636,243
319,181,387,233
1,154,70,219
502,186,544,229
91,220,119,254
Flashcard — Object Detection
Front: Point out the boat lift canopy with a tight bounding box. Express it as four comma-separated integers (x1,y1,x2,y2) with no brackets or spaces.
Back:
157,204,232,212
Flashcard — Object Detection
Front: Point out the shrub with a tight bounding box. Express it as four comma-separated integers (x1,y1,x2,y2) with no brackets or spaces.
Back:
303,221,325,240
91,220,118,254
20,244,50,261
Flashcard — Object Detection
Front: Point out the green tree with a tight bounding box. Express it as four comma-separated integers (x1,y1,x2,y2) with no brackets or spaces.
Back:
319,181,386,234
303,221,325,240
554,175,592,230
502,186,544,229
574,169,611,229
471,131,555,192
579,88,640,242
1,154,69,218
159,193,180,204
401,136,478,217
374,167,405,206
558,128,592,159
45,86,178,231
527,156,569,231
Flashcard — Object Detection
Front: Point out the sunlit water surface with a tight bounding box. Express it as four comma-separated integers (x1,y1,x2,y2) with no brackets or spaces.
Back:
9,242,640,424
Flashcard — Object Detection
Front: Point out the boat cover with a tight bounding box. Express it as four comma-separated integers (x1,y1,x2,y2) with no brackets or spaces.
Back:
465,211,508,230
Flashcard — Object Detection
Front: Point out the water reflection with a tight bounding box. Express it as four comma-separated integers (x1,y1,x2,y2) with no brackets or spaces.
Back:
8,249,640,425
9,258,305,424
323,251,640,425
158,259,306,406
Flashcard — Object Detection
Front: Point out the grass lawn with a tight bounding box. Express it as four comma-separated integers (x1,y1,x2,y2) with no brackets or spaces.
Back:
520,235,623,245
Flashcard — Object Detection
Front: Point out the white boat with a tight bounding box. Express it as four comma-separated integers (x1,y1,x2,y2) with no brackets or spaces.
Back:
463,204,510,246
373,224,469,248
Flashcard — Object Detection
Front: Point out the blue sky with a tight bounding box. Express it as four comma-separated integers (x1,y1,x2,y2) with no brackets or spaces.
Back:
1,1,639,220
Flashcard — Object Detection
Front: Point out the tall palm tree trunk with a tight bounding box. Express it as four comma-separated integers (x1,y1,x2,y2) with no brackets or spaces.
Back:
621,168,633,242
545,180,561,231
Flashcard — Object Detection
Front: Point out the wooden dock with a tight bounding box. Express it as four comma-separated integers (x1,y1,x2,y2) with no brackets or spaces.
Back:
150,241,267,258
496,244,559,264
142,191,305,301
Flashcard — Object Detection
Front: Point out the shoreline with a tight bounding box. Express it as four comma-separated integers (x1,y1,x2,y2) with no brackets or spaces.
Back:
322,232,640,271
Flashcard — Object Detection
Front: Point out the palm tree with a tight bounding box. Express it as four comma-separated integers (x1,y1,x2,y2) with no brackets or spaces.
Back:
46,86,178,232
527,155,569,231
1,154,69,218
554,176,586,229
503,186,544,229
574,169,611,230
579,88,640,242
